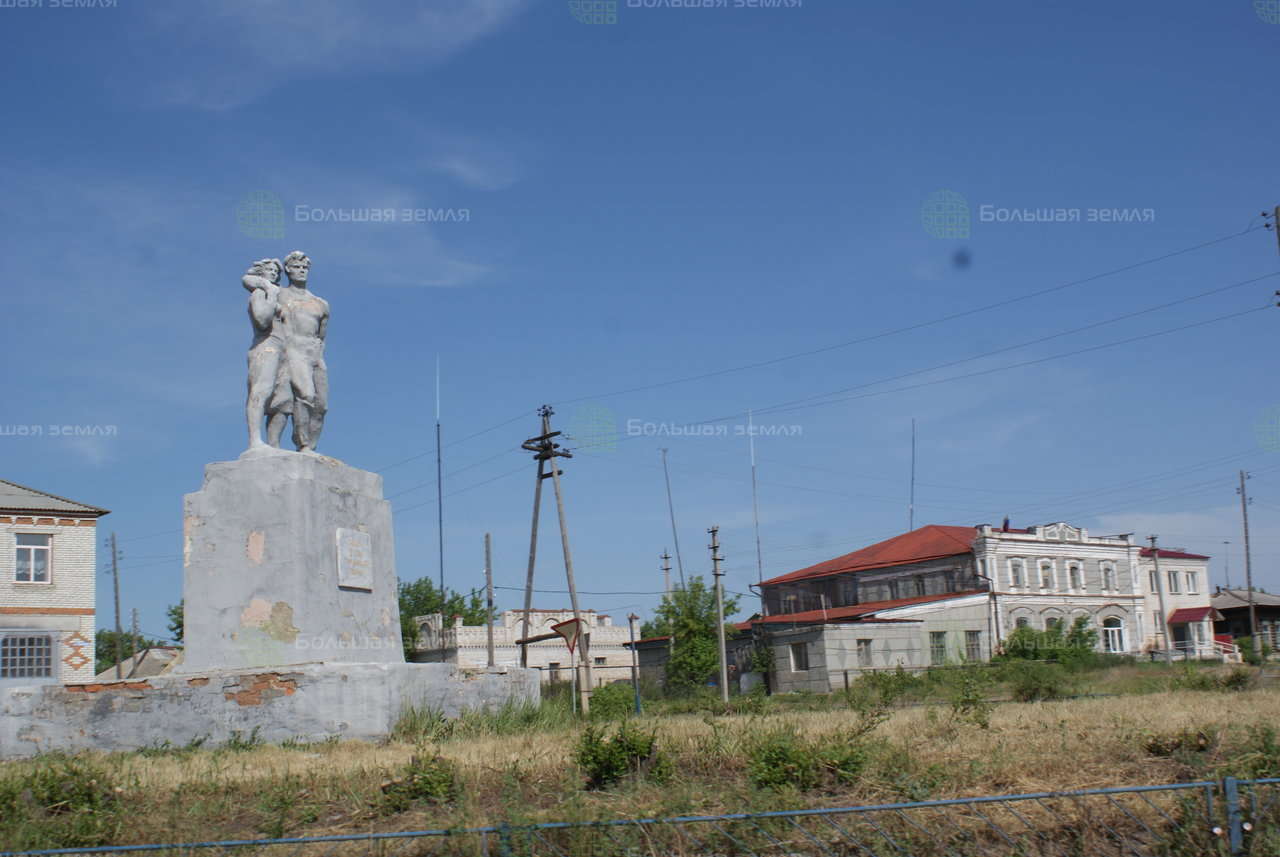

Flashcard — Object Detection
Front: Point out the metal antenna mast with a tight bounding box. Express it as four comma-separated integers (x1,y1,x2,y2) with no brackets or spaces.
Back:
660,448,687,588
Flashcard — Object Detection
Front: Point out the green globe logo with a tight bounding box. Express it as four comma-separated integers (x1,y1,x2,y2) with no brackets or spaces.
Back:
921,189,970,239
567,403,618,454
1257,1,1280,24
236,190,286,240
568,0,617,24
1255,406,1280,452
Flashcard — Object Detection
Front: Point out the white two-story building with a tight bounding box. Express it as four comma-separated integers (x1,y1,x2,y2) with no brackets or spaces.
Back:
0,479,109,686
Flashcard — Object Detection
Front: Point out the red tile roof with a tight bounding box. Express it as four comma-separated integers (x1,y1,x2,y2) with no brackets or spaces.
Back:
762,525,978,586
1140,547,1210,560
741,590,985,627
1168,606,1218,624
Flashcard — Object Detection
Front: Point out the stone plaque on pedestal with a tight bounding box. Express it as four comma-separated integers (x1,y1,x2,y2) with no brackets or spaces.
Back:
177,450,403,673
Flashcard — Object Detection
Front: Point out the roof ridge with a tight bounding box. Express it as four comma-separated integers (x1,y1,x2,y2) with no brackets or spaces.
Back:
0,478,109,515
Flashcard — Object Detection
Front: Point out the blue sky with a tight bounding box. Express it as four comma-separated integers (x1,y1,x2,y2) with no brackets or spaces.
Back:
2,0,1279,640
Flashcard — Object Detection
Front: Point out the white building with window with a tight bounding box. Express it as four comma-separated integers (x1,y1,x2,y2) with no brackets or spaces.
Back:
0,479,109,686
413,608,635,686
1138,547,1215,658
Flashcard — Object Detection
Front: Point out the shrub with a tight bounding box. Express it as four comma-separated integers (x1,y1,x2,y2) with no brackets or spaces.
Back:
588,682,637,721
747,729,820,791
380,753,460,812
0,755,125,849
1168,665,1256,693
574,722,669,789
1005,661,1072,702
948,671,994,729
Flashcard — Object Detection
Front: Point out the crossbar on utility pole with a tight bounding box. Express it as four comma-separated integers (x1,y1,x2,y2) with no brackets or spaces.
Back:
1149,535,1173,664
709,526,729,703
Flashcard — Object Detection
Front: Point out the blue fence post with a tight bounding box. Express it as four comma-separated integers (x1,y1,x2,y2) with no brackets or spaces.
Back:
1224,776,1245,856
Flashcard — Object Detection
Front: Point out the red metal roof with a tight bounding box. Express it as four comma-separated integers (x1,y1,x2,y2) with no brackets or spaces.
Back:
762,525,978,586
743,590,984,626
1168,606,1217,624
1140,547,1210,560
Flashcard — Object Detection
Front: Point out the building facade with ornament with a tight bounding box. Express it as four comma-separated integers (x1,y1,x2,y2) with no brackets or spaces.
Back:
0,479,109,686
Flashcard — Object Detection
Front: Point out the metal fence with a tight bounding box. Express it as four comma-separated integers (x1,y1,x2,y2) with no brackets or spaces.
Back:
6,777,1280,857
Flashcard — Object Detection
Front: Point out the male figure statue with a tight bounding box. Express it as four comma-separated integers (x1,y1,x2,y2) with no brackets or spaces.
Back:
276,251,330,452
243,258,288,450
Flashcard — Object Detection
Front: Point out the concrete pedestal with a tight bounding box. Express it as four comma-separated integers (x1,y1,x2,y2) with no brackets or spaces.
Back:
179,450,402,673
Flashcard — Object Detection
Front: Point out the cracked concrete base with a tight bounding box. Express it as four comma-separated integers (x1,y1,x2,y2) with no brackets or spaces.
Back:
0,662,539,759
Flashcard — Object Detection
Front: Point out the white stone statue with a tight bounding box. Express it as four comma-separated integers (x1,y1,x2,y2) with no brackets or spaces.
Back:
243,251,330,453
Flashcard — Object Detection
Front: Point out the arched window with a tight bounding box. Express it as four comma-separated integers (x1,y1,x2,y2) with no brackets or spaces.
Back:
1045,616,1062,633
1014,616,1030,629
1102,617,1124,653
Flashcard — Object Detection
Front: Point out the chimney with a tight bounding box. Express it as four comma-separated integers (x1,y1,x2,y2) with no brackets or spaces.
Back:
1002,517,1010,533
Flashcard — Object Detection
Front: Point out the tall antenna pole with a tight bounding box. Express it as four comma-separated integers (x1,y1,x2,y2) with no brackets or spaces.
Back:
1239,470,1259,655
708,526,728,703
748,410,765,586
660,448,687,588
110,532,123,680
909,418,917,531
435,356,445,596
661,550,671,596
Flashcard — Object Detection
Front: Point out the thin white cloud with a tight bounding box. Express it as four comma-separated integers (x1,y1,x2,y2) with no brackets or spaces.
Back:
135,0,530,110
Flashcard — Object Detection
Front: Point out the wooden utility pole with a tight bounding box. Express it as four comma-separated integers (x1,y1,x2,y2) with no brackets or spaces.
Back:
1149,536,1173,664
661,449,687,589
109,532,123,680
521,406,590,714
709,526,729,703
1239,471,1260,656
485,533,495,668
748,410,765,587
519,418,548,668
628,613,642,715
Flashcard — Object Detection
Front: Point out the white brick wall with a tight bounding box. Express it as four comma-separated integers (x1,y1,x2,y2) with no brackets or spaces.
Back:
0,517,97,683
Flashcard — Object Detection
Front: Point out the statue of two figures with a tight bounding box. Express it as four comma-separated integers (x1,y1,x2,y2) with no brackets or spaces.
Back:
243,252,330,454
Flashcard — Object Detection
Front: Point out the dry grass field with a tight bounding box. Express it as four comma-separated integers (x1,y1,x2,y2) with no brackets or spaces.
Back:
5,666,1280,852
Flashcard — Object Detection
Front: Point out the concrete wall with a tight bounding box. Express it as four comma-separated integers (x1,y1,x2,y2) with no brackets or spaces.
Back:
0,515,97,684
0,662,540,759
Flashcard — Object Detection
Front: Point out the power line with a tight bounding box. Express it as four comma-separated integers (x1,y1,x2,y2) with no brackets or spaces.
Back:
554,227,1262,407
392,464,528,515
374,410,532,473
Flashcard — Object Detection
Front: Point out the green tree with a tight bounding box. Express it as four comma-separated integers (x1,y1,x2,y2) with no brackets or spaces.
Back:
640,576,739,694
94,629,164,676
397,577,488,655
166,600,184,644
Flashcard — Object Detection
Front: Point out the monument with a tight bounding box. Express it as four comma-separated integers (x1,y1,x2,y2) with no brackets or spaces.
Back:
179,251,390,672
0,254,537,758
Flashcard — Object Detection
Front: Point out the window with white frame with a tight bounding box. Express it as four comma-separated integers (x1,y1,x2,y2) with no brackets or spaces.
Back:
1184,571,1199,594
1149,569,1158,593
1102,617,1124,653
1067,561,1083,592
856,638,872,667
964,630,982,661
1039,560,1054,590
548,662,561,682
790,642,810,671
1008,558,1025,589
0,633,54,679
1167,570,1181,595
929,631,947,666
14,534,51,583
1101,563,1117,593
